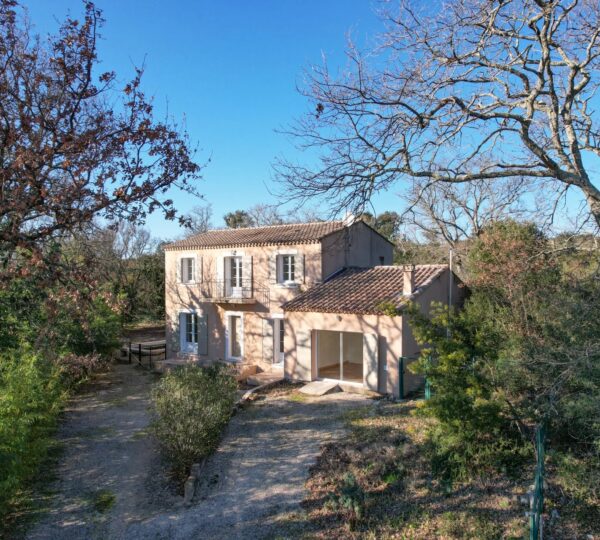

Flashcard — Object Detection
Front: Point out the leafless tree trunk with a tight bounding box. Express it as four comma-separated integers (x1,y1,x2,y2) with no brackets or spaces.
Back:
276,0,600,230
403,176,534,245
185,204,213,235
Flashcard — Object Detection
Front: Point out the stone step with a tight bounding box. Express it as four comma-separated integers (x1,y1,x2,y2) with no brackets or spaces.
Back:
246,370,284,387
299,380,341,396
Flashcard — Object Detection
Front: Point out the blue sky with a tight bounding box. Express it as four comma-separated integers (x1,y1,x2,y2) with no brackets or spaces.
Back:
26,0,385,239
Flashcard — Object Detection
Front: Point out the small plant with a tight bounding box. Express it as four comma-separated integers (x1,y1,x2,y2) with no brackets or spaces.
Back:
150,363,237,479
55,353,110,388
92,489,116,513
0,350,65,519
326,473,366,530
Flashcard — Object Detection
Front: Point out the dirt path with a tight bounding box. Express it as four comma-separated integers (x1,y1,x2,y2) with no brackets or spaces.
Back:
124,392,370,540
24,367,370,540
25,364,178,540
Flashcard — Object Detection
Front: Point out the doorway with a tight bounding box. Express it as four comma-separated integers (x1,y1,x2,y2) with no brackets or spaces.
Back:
225,256,243,298
226,313,243,361
273,319,284,365
316,330,363,384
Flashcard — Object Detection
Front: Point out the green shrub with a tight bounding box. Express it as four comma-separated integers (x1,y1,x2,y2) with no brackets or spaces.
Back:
54,353,111,389
150,363,237,477
325,473,366,530
0,350,65,517
53,296,121,357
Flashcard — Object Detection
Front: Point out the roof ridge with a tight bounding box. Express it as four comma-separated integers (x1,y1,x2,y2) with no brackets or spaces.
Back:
164,220,347,250
200,220,344,234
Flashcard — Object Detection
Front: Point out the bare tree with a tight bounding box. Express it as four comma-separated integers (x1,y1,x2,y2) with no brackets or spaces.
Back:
403,177,534,246
0,1,200,278
185,204,213,235
276,0,600,229
246,204,285,226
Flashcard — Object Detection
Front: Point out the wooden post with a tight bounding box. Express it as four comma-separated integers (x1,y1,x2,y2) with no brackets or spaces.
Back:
128,341,131,364
138,343,142,367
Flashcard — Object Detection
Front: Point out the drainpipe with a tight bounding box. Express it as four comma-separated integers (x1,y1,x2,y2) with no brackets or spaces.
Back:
398,357,405,400
447,248,454,338
448,248,454,308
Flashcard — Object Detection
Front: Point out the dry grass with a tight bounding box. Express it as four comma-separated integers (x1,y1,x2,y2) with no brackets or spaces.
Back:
297,400,529,539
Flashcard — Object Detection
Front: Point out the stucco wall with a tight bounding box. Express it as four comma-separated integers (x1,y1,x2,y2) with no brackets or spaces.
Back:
164,242,323,369
401,268,467,360
321,221,393,279
284,310,411,396
284,268,466,397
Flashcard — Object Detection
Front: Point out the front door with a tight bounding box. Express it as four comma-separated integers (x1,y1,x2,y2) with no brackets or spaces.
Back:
274,319,284,364
225,256,243,297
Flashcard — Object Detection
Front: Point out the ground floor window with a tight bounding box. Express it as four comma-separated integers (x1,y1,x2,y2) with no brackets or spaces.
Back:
180,312,198,353
316,330,363,384
226,313,243,360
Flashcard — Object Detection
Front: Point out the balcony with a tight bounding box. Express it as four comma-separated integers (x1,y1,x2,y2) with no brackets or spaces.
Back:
197,280,269,305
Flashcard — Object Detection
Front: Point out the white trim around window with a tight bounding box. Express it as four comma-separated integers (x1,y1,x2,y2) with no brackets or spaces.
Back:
178,252,199,284
274,249,299,287
179,308,201,353
225,311,244,362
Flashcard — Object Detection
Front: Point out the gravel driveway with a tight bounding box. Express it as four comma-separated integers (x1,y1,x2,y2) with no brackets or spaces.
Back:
25,364,177,540
24,366,370,540
125,391,369,539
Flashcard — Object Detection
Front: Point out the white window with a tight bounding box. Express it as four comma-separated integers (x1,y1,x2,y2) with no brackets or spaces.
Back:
277,254,295,283
180,312,198,352
226,313,243,361
185,313,198,344
225,256,243,297
180,257,195,283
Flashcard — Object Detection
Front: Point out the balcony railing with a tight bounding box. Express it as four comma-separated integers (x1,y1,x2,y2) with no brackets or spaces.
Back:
197,279,269,305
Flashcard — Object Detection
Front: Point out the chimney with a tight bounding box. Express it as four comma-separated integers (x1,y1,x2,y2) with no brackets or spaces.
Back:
342,211,357,226
403,264,415,296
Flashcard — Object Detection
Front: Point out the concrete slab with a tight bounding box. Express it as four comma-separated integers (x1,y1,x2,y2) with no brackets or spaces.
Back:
299,380,340,396
339,383,381,398
246,371,284,386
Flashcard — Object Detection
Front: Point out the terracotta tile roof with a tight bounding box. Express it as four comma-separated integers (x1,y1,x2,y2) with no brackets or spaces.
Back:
164,221,346,250
283,265,448,315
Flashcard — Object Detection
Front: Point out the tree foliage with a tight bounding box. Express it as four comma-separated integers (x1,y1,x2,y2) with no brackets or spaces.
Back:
408,220,600,481
223,209,255,229
0,0,200,278
150,364,237,477
360,211,402,242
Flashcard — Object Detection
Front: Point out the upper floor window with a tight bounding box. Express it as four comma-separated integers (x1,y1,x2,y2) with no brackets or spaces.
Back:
278,254,295,283
180,257,195,283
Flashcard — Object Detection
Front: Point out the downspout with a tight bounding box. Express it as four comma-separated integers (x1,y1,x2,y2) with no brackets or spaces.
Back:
448,248,454,308
447,248,454,339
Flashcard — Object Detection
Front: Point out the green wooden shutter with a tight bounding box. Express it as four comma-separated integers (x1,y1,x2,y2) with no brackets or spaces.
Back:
197,315,208,356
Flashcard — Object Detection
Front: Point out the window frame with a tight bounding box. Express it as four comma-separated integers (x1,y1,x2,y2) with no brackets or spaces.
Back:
276,251,298,286
178,253,197,284
225,311,244,362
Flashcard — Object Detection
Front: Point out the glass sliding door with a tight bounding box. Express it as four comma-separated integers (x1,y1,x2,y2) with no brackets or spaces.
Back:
316,330,341,380
316,330,363,384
